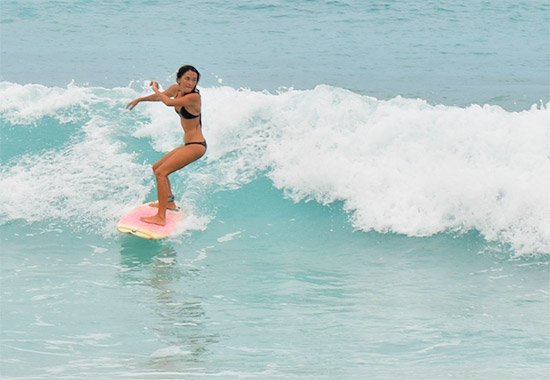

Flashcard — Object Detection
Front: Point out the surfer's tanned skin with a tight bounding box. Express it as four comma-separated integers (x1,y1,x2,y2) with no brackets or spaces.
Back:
126,65,206,226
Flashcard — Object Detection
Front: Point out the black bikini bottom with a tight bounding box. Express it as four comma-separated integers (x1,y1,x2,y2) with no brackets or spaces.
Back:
185,141,207,150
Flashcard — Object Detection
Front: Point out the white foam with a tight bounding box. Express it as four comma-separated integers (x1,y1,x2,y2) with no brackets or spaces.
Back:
0,81,133,124
132,101,183,152
32,315,55,327
0,83,150,234
1,82,548,254
150,346,191,359
199,85,550,255
88,245,109,254
217,231,242,243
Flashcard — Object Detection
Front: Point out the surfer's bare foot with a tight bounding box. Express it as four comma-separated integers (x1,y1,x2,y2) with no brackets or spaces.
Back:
140,215,166,226
149,201,178,210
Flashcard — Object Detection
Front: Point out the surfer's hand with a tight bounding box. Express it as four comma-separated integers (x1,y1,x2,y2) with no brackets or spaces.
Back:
150,81,160,93
127,98,140,110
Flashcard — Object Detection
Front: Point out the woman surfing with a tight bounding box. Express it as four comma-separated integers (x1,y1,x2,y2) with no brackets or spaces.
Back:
127,65,206,226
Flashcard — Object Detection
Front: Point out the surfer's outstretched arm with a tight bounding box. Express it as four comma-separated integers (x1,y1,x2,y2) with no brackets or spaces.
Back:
126,83,179,110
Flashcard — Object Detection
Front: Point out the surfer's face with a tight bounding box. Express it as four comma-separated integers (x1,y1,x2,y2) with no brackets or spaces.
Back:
178,71,198,93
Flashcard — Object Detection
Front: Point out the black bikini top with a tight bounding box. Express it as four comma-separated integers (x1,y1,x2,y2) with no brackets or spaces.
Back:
176,91,201,119
178,106,200,119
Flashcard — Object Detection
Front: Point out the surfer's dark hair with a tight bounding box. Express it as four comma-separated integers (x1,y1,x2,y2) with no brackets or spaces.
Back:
177,65,200,87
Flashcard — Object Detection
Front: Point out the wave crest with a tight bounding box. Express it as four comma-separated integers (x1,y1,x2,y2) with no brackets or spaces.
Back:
1,81,549,254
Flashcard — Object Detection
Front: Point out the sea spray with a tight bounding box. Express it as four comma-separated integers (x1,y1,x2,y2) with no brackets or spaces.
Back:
1,81,548,254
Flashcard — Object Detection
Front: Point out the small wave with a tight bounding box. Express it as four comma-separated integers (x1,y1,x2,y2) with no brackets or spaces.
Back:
1,81,548,254
200,85,550,255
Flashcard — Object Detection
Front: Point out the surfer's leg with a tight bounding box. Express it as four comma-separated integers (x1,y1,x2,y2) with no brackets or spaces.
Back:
149,154,177,208
149,177,177,209
141,144,205,226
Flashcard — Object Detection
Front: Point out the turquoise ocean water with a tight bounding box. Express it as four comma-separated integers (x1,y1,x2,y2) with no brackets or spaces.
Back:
1,1,549,378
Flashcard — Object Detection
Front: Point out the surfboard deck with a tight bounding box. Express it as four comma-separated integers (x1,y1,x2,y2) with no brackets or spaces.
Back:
117,203,183,239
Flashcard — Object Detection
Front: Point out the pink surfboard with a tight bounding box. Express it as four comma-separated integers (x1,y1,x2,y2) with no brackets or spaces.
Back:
117,203,184,239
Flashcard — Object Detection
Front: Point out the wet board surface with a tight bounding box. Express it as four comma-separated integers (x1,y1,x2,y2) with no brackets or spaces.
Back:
117,203,183,239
